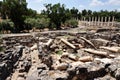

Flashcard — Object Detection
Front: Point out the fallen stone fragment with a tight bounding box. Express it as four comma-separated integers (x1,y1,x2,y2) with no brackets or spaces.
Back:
37,63,48,70
18,72,26,78
79,56,93,62
61,52,69,58
91,38,110,48
74,44,83,49
61,38,76,49
109,54,116,58
17,77,25,80
68,63,88,80
94,75,116,80
80,37,96,49
69,61,84,69
48,71,69,80
100,46,120,53
27,70,69,80
45,39,53,47
68,54,79,61
26,70,39,80
59,57,74,63
56,63,68,70
115,68,120,80
108,65,117,73
84,48,108,56
30,44,37,51
94,58,113,64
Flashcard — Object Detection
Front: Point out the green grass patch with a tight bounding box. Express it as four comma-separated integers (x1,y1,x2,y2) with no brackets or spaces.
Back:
56,50,63,55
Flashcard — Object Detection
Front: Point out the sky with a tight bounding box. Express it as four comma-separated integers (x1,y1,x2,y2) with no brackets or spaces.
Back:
1,0,120,13
26,0,120,13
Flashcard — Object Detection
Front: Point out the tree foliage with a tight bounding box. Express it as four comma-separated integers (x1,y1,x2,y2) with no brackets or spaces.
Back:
1,0,27,32
42,3,72,29
70,7,78,19
24,17,50,29
0,19,14,31
65,19,78,28
26,8,37,18
0,2,120,32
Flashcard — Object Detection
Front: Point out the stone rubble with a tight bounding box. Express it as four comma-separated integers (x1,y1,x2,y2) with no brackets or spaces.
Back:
0,31,120,80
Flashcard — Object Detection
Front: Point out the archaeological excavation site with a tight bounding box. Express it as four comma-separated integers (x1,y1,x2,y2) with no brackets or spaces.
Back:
0,0,120,80
0,28,120,80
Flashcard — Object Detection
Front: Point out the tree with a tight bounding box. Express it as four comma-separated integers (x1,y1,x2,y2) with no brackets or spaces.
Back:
0,19,14,32
0,0,8,19
70,7,78,19
78,12,82,20
2,0,27,32
65,19,78,28
26,8,37,18
43,3,70,29
25,17,50,30
92,11,99,17
115,11,120,22
82,9,87,16
0,1,2,16
88,10,92,16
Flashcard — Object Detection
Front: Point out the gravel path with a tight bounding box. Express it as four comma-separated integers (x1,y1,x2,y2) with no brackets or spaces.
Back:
0,27,87,38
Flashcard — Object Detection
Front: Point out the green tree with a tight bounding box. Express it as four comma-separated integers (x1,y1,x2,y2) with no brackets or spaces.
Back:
92,11,99,17
0,1,2,16
0,0,8,19
25,17,50,29
43,3,70,29
78,12,82,20
65,19,78,28
2,0,27,32
70,7,78,19
82,9,87,16
88,10,92,16
26,8,37,18
0,19,14,32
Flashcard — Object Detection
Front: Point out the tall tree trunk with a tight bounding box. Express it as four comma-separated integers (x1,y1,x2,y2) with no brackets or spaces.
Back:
56,22,61,30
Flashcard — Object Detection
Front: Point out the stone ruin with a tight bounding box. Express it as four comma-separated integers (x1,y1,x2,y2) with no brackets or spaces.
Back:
0,30,120,80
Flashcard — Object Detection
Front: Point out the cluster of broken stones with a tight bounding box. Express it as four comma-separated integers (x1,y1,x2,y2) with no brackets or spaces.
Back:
0,31,120,80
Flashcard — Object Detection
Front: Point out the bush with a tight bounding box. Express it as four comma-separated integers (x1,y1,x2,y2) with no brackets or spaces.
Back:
24,17,50,29
36,18,50,29
48,22,57,29
65,19,78,28
0,19,14,32
24,18,36,30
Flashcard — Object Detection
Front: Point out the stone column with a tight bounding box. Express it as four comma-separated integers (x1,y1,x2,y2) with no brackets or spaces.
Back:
95,17,97,26
101,17,103,27
105,17,107,27
84,17,86,26
81,17,84,26
88,17,91,26
92,17,94,26
112,16,115,27
108,17,110,26
97,17,100,26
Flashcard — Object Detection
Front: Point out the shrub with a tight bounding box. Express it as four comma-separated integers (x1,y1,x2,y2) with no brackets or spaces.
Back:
36,18,50,29
65,19,78,28
24,17,50,29
24,18,36,30
50,23,57,29
0,19,14,32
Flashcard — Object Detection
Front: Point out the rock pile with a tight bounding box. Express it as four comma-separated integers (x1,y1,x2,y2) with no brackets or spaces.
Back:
0,31,120,80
